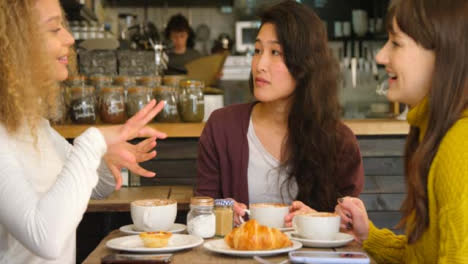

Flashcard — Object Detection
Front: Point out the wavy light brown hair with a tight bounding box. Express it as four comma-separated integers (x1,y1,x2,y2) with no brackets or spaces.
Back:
0,0,71,137
389,0,468,243
255,1,342,211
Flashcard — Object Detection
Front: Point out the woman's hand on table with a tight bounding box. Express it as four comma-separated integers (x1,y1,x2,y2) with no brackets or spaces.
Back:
335,196,370,244
284,201,317,227
99,100,167,190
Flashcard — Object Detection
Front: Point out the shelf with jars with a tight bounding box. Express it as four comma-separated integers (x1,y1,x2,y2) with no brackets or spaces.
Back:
53,74,211,138
53,73,409,139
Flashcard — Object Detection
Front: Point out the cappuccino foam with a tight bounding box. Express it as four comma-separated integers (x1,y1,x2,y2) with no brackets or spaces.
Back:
250,203,288,208
132,199,176,207
303,212,338,217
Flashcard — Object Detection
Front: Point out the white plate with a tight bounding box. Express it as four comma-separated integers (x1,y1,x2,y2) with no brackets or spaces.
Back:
106,234,203,253
119,224,186,235
203,239,302,257
285,231,354,248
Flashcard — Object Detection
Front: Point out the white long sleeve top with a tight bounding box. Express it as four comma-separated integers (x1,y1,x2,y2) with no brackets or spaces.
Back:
0,119,115,264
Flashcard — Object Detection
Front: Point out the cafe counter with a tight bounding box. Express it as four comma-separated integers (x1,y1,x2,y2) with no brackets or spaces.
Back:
87,186,193,212
53,119,409,139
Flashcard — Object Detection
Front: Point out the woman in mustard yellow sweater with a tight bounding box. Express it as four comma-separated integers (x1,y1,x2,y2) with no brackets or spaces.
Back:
335,0,468,263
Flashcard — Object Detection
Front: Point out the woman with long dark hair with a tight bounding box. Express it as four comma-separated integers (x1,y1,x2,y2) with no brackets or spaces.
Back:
335,0,468,262
196,0,364,225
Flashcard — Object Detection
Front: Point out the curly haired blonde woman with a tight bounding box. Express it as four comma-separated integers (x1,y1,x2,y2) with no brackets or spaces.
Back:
0,0,166,263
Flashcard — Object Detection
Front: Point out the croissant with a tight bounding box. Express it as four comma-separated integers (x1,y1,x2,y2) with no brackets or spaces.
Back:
224,219,292,250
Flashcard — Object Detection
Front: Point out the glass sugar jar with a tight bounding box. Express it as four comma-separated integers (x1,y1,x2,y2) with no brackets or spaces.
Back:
187,196,215,238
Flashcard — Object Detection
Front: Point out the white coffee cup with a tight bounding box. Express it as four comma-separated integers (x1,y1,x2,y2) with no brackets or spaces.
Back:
130,199,177,232
243,203,290,228
292,212,340,240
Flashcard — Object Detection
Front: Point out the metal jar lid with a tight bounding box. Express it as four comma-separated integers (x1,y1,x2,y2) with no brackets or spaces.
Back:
190,196,214,206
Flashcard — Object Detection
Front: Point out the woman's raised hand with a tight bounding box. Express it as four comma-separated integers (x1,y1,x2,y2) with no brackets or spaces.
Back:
99,100,167,146
335,196,370,244
99,100,167,190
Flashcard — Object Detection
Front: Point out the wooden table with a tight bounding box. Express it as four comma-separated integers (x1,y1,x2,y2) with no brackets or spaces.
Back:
87,186,194,212
83,230,375,264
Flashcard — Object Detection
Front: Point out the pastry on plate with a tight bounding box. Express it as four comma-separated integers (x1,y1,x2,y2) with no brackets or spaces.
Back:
139,231,172,248
224,219,292,250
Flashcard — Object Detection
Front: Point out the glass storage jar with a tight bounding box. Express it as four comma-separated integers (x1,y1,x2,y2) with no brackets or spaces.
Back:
69,85,97,124
88,74,112,93
187,196,215,238
214,199,234,237
64,75,86,107
178,79,204,122
153,86,180,123
113,75,136,90
163,75,187,88
126,86,153,118
99,86,126,124
65,75,86,87
137,75,162,89
113,75,136,99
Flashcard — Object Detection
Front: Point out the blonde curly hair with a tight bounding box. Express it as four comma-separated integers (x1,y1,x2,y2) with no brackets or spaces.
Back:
0,0,75,136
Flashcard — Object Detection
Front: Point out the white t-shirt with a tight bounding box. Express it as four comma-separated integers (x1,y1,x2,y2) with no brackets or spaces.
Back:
0,119,115,263
247,117,298,205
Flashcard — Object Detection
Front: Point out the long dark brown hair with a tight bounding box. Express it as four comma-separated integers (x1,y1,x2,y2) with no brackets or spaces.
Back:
389,0,468,243
254,1,342,211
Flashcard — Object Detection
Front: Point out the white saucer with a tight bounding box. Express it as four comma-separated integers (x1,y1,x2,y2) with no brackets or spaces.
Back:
278,226,294,232
285,231,354,248
203,239,302,257
119,224,186,235
106,234,203,253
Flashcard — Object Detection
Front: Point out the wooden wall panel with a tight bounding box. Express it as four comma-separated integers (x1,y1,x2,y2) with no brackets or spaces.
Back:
363,157,404,176
363,175,406,194
358,136,406,157
360,193,405,211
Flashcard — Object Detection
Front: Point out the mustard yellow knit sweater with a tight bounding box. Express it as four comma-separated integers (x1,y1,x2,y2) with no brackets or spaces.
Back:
363,99,468,264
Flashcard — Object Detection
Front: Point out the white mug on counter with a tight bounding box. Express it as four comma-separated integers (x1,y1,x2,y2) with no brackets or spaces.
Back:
130,199,177,232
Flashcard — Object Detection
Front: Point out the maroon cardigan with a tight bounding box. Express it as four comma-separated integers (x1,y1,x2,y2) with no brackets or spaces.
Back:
196,102,364,206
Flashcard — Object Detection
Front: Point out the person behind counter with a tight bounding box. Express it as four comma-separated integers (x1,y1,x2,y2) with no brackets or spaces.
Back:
195,0,364,226
0,0,166,262
335,0,468,262
164,14,202,74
